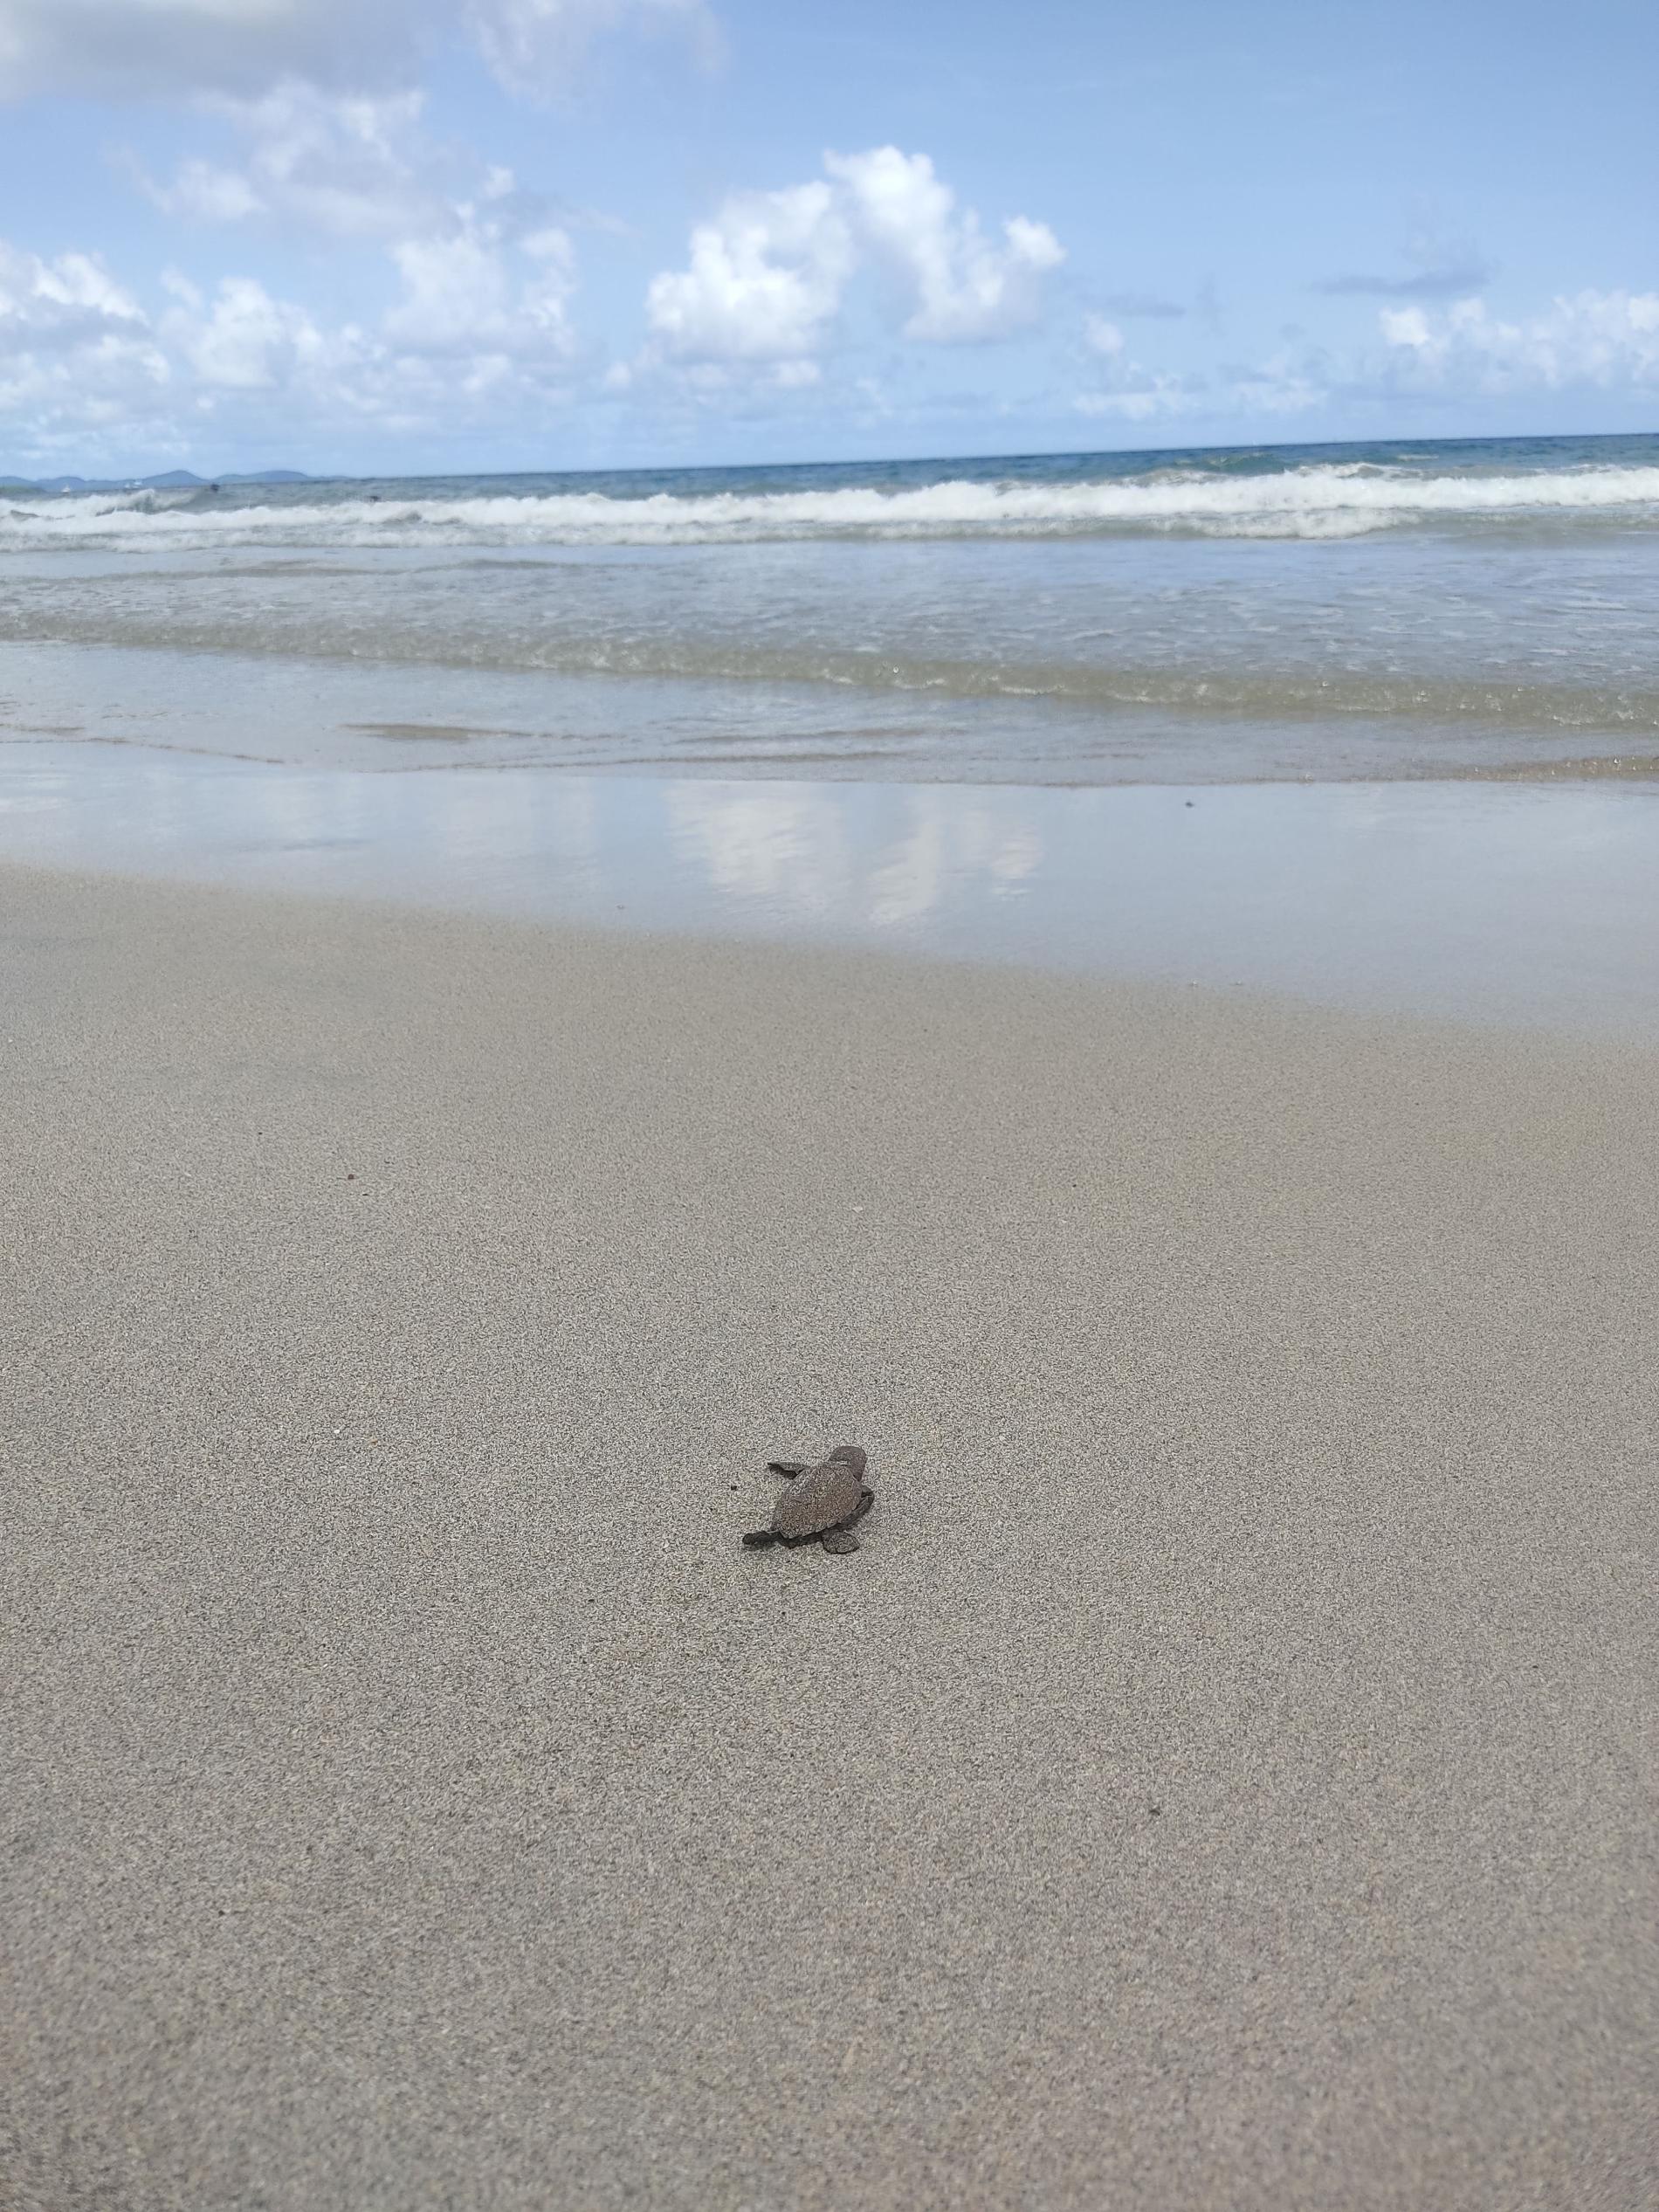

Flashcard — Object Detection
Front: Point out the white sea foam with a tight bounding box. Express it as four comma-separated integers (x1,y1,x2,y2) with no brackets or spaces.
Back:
4,463,1659,550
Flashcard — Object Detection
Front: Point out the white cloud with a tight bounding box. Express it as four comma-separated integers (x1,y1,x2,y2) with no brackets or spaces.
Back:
149,155,265,224
1379,290,1659,390
0,244,170,450
137,86,451,242
132,81,580,376
0,220,591,466
0,0,712,102
825,147,1064,344
643,146,1064,371
387,223,575,355
464,0,719,93
1070,285,1659,432
162,272,327,389
1379,305,1432,350
132,81,591,348
644,181,852,366
0,244,146,351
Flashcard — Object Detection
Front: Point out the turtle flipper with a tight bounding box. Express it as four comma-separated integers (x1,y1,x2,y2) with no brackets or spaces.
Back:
820,1490,875,1554
766,1461,808,1477
741,1528,781,1549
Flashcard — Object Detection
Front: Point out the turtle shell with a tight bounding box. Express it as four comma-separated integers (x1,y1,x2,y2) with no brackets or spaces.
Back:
772,1447,867,1540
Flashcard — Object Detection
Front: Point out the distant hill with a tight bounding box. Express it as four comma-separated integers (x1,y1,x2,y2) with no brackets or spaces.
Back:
0,467,313,494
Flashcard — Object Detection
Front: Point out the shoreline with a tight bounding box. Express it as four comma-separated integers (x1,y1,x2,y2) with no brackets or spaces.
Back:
7,615,1659,790
6,861,1657,2209
12,721,1659,784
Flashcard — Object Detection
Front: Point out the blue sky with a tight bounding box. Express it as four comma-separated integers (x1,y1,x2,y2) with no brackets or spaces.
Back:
0,0,1655,474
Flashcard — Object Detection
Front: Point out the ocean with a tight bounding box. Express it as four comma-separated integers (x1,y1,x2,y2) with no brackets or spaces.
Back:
3,431,1659,787
5,430,1659,1028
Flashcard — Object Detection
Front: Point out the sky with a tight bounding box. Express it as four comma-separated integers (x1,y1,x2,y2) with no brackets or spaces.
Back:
0,0,1655,476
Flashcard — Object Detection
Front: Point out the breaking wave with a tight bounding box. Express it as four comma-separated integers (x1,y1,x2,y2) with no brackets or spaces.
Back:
4,461,1659,549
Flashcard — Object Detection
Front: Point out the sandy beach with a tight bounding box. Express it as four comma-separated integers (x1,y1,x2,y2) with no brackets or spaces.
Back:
4,858,1656,2210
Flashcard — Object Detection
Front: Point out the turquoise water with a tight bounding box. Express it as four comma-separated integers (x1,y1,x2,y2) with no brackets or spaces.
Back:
3,432,1659,783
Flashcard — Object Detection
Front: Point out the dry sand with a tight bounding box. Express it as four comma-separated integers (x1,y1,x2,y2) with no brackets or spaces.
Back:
3,861,1656,2211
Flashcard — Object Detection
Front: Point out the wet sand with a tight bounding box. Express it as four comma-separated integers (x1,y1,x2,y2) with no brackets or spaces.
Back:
9,748,1659,1037
4,861,1656,2210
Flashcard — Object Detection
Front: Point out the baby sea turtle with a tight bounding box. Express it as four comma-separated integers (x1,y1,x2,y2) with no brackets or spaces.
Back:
741,1445,874,1554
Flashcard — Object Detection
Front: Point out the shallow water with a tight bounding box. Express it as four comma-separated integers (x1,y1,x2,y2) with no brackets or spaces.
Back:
6,434,1659,785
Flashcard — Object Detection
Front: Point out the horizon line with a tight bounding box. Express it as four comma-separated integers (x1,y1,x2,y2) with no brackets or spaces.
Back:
3,424,1655,490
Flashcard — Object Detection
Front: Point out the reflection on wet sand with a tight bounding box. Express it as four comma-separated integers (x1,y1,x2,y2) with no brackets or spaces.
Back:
3,740,1659,1035
662,782,1042,927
